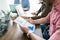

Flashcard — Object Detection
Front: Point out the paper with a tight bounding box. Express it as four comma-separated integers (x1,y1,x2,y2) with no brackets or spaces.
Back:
14,17,35,32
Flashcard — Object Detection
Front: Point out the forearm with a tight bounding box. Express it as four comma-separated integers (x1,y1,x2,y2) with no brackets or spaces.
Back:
29,33,45,40
31,17,48,24
31,15,44,20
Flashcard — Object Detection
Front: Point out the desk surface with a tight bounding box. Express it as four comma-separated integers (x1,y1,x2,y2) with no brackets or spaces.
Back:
0,21,42,40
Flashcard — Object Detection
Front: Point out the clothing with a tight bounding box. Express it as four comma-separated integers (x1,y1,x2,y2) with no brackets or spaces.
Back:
31,0,52,39
14,0,20,4
46,3,60,40
31,0,52,20
14,0,30,10
21,0,30,10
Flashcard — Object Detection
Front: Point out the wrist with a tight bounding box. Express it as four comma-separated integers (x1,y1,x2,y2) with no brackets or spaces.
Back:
27,31,33,38
26,30,30,33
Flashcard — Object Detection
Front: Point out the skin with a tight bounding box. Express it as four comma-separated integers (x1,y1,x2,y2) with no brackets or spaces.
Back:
23,8,29,11
20,17,48,40
20,0,60,40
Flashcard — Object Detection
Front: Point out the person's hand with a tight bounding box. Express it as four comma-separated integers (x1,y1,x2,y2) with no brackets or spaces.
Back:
21,16,29,19
31,12,37,15
26,18,34,24
20,25,30,33
23,8,28,11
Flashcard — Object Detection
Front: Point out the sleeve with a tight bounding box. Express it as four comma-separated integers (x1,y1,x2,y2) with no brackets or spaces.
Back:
45,12,51,22
41,5,52,17
49,16,60,40
56,16,60,30
31,16,42,20
37,4,45,15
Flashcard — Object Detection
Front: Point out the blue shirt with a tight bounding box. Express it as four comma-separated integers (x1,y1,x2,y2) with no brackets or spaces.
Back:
14,0,30,10
14,0,20,4
21,0,30,10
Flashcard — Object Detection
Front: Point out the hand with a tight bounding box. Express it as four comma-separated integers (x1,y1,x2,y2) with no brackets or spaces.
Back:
20,25,29,33
26,18,34,24
31,12,37,15
23,8,28,11
21,16,29,19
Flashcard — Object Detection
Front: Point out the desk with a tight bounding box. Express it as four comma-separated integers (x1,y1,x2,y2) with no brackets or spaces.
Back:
0,20,42,40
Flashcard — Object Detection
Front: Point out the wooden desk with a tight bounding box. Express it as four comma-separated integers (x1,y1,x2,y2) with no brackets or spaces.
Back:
0,21,42,40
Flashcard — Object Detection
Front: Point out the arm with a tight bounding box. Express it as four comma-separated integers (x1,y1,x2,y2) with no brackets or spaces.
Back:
20,13,51,40
31,15,44,20
20,26,45,40
31,3,52,20
28,12,51,24
29,33,45,40
29,17,49,24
